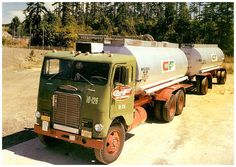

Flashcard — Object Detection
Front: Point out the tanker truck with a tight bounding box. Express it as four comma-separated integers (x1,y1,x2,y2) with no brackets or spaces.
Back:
34,38,226,164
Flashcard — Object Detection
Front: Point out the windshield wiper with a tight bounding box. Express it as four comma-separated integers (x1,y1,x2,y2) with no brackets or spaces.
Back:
74,72,94,86
48,71,63,80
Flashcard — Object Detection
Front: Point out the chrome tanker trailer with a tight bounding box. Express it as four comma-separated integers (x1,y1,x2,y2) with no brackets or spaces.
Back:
34,37,226,164
103,39,189,95
181,44,226,95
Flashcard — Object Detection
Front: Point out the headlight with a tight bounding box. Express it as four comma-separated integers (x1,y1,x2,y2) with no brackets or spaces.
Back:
35,111,41,118
94,124,103,132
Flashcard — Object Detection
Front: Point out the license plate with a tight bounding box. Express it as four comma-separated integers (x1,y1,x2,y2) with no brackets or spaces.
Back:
69,135,76,141
42,121,49,131
41,115,50,122
81,129,92,138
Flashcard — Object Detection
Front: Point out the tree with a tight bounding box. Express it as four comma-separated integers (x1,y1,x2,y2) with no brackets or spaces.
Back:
9,16,21,37
16,1,233,54
24,2,48,45
61,2,76,26
174,2,191,44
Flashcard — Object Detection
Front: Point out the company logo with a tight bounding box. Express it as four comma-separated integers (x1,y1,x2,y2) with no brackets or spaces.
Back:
211,54,218,62
112,86,132,100
162,60,176,72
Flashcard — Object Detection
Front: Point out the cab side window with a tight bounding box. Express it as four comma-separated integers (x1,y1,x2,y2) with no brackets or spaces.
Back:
114,66,126,84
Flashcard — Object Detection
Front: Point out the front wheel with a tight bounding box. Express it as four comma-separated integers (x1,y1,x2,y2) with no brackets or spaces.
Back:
94,124,125,164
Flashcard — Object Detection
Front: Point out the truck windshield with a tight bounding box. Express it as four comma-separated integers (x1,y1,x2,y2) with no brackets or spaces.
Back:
42,58,109,85
72,61,109,85
42,58,72,80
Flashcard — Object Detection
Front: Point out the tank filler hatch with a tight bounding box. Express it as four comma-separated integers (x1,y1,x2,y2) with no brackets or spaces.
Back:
181,43,218,48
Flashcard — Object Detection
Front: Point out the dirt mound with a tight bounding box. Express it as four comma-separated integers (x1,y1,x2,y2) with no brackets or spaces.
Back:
2,47,47,70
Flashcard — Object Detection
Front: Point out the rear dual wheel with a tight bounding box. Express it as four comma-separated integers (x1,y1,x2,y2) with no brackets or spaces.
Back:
197,77,208,95
154,89,185,122
94,124,125,164
162,95,176,122
175,89,185,116
217,70,227,84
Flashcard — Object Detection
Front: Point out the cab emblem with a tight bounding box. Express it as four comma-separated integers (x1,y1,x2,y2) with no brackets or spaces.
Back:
112,86,132,100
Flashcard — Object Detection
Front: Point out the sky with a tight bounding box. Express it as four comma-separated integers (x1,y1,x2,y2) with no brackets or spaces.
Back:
2,2,54,24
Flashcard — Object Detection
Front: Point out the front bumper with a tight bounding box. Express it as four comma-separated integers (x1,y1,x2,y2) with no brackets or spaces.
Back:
34,124,104,149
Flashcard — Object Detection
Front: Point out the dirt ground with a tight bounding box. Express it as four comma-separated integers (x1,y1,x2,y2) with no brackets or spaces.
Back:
2,47,234,164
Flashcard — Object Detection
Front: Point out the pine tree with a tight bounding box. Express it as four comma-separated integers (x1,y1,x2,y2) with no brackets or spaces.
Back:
9,16,21,37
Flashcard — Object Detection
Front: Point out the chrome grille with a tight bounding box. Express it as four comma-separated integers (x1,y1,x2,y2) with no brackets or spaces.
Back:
52,92,81,128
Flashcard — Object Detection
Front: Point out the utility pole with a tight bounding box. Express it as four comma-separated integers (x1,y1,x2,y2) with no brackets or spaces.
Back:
29,22,31,49
42,24,45,50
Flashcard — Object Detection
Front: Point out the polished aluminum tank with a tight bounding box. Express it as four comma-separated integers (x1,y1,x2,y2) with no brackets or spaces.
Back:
181,44,224,76
104,39,188,94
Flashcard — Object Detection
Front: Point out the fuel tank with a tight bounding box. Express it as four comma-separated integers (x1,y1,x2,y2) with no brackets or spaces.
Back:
181,44,224,76
104,39,188,94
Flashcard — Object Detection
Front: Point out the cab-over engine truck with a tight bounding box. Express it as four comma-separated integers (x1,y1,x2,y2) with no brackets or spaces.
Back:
34,38,225,164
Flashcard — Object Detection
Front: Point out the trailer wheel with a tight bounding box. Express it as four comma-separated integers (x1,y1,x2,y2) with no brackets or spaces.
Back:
154,101,163,120
217,71,221,84
175,89,185,116
94,124,125,164
220,71,227,84
38,134,59,147
201,77,208,95
162,94,176,122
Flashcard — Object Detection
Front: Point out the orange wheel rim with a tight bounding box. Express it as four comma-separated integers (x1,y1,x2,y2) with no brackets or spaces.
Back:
179,94,184,109
169,101,175,117
106,131,120,154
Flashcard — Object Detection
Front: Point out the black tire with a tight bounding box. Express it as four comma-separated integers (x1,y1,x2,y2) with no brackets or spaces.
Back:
201,77,208,95
162,95,176,122
94,124,125,164
154,101,163,120
175,89,185,116
38,134,59,147
220,71,226,84
217,71,221,84
196,77,201,95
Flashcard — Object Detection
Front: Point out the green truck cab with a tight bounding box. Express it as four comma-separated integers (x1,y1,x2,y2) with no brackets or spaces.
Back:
34,51,136,163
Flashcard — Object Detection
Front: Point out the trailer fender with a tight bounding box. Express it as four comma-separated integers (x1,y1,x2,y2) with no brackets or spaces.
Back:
154,84,185,102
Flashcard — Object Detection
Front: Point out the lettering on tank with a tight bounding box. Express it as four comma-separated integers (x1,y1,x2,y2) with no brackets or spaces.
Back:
161,60,176,72
141,67,150,81
211,54,218,62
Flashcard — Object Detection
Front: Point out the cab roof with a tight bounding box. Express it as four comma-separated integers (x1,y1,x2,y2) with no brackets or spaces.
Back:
45,51,135,64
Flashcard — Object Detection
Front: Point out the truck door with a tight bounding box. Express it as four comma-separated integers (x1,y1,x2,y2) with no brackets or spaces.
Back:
110,64,135,125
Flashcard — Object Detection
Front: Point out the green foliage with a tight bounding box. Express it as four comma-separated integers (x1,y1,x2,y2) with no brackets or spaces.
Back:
17,2,233,55
9,16,21,37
